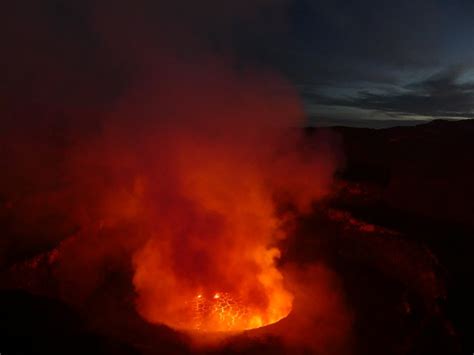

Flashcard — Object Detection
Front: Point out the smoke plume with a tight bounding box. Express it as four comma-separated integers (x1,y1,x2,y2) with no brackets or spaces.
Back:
1,0,351,352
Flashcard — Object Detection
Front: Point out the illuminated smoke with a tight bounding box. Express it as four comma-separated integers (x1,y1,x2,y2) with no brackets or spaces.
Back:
1,0,350,351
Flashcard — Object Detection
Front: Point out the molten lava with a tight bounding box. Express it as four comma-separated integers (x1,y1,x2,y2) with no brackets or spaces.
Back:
185,291,290,332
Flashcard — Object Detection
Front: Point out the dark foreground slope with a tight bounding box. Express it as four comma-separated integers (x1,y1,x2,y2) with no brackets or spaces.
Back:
324,119,474,354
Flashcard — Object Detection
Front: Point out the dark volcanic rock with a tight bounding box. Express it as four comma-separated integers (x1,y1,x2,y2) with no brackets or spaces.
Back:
323,119,474,354
0,289,140,355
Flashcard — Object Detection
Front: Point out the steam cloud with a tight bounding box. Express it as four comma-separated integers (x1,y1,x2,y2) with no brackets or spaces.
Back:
1,0,351,353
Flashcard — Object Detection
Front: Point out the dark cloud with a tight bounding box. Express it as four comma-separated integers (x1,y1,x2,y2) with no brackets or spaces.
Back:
275,0,474,126
308,67,474,119
2,0,474,127
273,0,445,84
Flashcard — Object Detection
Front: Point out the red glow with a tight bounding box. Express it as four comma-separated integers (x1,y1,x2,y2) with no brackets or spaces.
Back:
1,54,342,341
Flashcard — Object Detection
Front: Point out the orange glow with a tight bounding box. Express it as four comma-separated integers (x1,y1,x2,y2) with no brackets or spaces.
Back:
109,57,339,335
188,291,287,332
0,3,349,349
131,137,297,333
1,53,339,337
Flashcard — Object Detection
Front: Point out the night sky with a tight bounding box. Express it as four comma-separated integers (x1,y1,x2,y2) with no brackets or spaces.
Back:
285,0,474,127
2,0,474,128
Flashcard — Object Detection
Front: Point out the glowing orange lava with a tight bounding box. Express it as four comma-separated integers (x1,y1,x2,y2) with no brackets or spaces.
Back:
181,291,291,332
